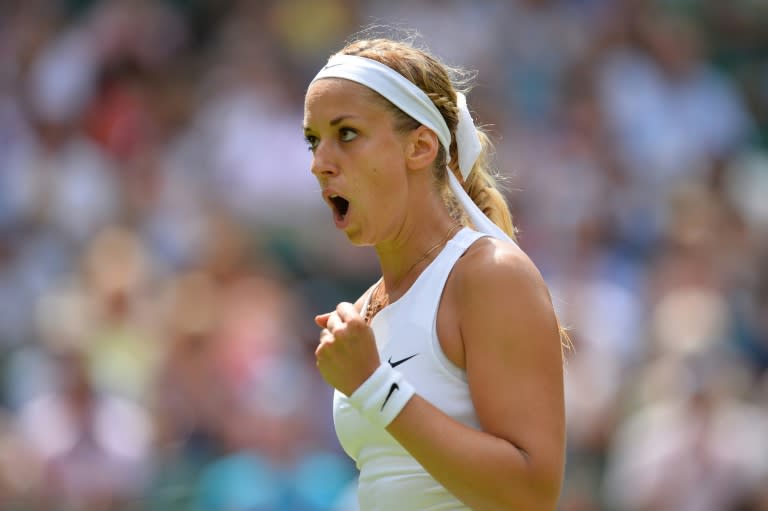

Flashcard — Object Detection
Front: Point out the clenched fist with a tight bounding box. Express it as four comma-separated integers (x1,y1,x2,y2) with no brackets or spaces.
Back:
315,302,381,396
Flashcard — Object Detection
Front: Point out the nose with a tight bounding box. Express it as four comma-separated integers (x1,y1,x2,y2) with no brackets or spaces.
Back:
310,141,340,178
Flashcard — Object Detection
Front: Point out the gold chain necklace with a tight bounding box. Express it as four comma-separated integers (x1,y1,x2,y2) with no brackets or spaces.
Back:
364,223,461,324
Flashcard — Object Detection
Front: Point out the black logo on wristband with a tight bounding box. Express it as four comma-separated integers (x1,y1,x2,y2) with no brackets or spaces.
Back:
381,383,399,410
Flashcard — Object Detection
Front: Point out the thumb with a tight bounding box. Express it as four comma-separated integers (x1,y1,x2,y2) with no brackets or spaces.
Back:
315,312,332,328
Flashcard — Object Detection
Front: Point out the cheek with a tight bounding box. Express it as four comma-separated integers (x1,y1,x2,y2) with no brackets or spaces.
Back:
366,161,401,191
368,169,406,215
353,137,408,209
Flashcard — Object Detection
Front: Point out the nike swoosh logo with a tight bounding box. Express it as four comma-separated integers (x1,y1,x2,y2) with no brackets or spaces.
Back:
388,353,418,368
381,383,399,411
321,63,344,71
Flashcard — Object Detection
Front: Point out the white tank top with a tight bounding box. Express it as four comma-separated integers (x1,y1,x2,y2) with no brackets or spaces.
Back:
333,227,486,511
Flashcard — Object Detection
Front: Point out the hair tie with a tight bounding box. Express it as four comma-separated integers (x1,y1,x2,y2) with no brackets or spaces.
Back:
454,91,481,180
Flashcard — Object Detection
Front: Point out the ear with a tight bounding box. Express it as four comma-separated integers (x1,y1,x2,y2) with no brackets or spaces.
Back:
405,125,440,171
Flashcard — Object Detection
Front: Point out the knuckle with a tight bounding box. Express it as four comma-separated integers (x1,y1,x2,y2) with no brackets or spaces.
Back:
316,337,333,355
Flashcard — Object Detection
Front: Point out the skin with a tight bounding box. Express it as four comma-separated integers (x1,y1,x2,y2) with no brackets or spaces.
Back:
304,77,565,510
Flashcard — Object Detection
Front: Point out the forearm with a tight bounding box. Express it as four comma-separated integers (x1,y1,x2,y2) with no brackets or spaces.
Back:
386,394,563,511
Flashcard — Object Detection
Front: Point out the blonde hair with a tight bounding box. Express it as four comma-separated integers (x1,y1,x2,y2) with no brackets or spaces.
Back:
338,38,517,241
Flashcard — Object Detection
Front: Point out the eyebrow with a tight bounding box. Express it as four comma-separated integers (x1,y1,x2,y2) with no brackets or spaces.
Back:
303,114,358,132
330,115,355,126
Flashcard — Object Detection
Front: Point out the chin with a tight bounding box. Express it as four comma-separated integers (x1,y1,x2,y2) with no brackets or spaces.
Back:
343,227,375,247
345,232,368,247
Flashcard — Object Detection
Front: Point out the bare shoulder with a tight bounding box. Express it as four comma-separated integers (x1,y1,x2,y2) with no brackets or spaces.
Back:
453,236,552,308
449,235,563,365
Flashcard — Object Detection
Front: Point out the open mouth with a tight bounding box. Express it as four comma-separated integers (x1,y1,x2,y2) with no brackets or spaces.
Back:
329,194,350,220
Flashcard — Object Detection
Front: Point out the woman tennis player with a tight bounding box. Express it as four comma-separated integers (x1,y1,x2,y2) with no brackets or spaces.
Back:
305,36,566,511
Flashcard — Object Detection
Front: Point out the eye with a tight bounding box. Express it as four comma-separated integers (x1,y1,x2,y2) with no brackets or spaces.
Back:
339,128,358,142
304,134,318,152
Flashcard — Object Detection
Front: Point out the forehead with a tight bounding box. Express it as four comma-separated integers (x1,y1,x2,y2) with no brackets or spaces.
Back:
304,78,387,122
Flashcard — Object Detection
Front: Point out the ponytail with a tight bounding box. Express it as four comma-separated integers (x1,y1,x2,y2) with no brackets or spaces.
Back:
460,129,517,241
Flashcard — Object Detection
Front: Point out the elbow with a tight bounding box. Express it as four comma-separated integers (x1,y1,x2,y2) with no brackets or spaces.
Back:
517,459,564,511
461,440,564,510
496,451,564,511
477,482,560,511
463,467,563,511
527,473,563,511
494,477,561,511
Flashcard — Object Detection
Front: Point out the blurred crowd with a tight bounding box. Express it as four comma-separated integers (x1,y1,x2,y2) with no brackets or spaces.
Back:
0,0,767,510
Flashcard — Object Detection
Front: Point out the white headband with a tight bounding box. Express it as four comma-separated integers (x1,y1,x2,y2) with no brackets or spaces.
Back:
311,54,514,243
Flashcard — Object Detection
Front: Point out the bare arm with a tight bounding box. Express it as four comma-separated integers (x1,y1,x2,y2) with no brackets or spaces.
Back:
384,240,566,510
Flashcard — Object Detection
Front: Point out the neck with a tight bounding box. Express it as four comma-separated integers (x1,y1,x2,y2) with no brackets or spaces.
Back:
375,209,459,300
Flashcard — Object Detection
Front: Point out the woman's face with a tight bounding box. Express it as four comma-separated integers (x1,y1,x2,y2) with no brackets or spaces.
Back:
303,78,411,245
